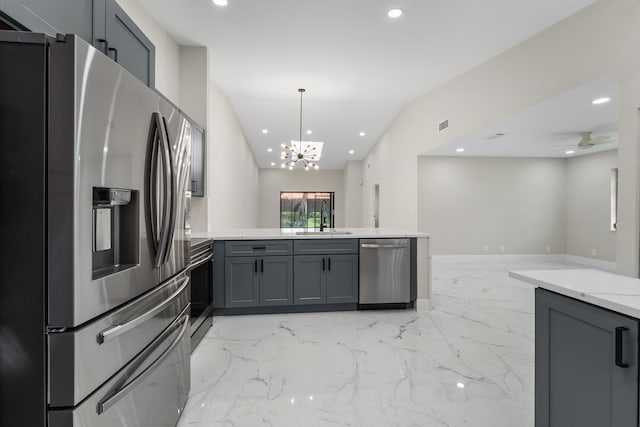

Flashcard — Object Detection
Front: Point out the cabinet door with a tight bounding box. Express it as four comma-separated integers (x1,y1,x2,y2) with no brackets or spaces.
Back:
260,256,293,306
326,255,358,304
293,255,325,305
94,0,155,87
225,257,259,307
535,288,638,427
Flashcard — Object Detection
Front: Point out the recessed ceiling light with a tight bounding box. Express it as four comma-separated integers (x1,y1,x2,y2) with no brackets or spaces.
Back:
359,132,366,136
306,130,312,135
591,97,611,105
456,382,465,389
387,8,403,18
565,150,575,154
456,148,465,153
348,150,355,154
270,162,276,166
212,0,228,6
261,129,269,134
267,148,273,152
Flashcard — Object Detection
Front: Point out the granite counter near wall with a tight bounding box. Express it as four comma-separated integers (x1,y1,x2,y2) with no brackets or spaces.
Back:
191,227,429,240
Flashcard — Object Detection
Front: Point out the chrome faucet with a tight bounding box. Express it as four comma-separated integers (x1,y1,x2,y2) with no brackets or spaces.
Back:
319,200,327,232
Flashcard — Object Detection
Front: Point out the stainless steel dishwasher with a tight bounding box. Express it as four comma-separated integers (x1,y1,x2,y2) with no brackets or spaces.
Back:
359,239,411,304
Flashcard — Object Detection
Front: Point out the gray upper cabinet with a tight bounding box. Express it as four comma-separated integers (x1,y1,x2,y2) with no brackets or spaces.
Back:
94,0,155,87
535,288,638,427
190,122,205,197
0,0,93,40
0,0,155,88
326,254,358,304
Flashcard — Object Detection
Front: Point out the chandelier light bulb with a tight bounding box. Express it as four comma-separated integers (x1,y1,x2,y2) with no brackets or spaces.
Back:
314,165,319,170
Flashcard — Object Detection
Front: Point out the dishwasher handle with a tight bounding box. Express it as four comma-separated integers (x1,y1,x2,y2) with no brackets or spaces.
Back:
361,243,409,249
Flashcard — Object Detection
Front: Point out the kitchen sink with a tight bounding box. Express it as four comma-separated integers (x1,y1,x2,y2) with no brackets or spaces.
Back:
295,230,353,235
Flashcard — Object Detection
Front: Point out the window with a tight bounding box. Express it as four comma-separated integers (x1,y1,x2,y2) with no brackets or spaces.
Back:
280,192,335,229
611,168,618,231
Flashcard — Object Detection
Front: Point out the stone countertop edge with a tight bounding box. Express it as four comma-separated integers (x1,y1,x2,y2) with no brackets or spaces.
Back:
509,269,640,319
191,228,430,241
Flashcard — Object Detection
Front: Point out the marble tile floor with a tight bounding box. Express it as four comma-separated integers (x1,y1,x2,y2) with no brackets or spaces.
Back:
178,258,577,427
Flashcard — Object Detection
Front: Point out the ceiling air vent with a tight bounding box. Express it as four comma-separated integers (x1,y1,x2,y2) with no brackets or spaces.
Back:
438,119,449,132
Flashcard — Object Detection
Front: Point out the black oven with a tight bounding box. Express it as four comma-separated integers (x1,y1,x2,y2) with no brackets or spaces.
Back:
189,238,214,351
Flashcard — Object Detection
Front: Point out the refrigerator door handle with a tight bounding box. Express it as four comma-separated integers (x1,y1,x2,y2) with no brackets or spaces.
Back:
159,116,176,265
96,309,190,414
97,276,190,344
146,113,173,268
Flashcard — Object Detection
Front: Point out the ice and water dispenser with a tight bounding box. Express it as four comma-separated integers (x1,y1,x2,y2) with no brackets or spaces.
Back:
92,187,139,279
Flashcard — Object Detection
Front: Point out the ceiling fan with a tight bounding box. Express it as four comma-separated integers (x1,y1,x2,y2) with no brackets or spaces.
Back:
575,131,616,149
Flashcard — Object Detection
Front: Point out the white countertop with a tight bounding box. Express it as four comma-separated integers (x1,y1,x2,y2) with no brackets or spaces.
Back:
191,227,430,240
509,269,640,319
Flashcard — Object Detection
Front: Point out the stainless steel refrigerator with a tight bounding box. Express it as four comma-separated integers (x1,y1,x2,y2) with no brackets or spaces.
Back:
0,32,192,426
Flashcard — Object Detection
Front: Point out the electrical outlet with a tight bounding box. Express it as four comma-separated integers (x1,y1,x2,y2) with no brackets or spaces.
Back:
483,245,489,252
591,249,597,256
500,245,505,252
546,246,551,253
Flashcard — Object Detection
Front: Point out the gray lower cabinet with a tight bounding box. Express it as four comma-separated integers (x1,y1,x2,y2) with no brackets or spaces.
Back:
225,256,293,308
260,256,293,306
294,255,325,305
326,254,358,303
293,254,358,305
535,288,638,427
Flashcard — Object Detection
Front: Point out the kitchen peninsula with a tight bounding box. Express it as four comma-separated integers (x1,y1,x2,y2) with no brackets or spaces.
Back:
510,269,640,427
191,228,431,314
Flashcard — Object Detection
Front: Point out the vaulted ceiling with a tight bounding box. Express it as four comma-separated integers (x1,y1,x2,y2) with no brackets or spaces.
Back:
139,0,598,169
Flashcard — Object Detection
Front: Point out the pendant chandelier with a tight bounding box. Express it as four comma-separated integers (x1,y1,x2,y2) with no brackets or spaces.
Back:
281,88,321,171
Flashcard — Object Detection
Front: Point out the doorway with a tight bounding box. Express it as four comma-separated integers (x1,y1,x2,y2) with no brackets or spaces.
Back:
373,183,379,228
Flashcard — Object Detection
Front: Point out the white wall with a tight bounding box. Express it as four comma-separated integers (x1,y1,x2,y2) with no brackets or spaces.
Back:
566,150,618,261
207,83,260,229
363,0,640,275
418,156,567,255
115,0,180,105
258,169,344,228
342,161,364,227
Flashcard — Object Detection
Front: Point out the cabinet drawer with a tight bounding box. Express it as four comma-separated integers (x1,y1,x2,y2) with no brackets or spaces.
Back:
293,239,358,255
225,240,293,257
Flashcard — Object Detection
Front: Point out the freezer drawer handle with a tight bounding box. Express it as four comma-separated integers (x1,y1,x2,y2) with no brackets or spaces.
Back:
97,276,189,344
189,253,213,271
97,311,190,414
361,244,409,249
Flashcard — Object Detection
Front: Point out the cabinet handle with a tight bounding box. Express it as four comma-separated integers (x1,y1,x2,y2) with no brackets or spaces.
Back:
108,47,119,63
328,257,331,271
96,38,109,55
615,326,630,368
254,259,258,273
261,259,264,273
322,258,325,271
253,246,266,251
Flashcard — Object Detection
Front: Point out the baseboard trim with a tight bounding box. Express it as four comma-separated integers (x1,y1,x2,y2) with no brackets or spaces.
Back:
564,254,616,273
433,254,616,273
433,254,564,263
